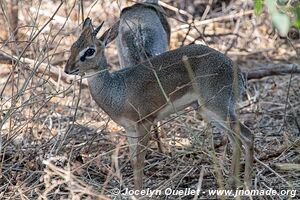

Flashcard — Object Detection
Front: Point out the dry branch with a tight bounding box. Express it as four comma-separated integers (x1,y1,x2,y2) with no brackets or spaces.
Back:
246,64,300,80
0,52,88,88
9,0,18,39
1,53,299,85
174,10,254,31
274,163,300,171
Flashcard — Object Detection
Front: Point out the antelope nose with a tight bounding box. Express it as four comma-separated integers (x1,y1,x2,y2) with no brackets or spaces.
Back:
64,68,69,74
64,60,72,74
64,63,71,74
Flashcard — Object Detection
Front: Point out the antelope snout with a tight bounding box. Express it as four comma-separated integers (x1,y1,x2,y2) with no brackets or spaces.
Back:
64,61,79,75
64,67,70,74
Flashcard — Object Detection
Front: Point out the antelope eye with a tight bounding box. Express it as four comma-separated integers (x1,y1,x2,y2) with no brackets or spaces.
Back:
79,46,96,62
85,48,95,57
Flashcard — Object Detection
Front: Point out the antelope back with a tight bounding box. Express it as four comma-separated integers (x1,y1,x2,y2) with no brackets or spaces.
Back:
116,2,170,67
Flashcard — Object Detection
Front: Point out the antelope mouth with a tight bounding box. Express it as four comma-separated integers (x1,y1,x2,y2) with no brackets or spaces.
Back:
65,69,80,75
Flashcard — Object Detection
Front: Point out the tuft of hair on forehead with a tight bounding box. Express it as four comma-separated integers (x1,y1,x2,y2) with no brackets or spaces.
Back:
73,36,84,49
71,18,107,50
72,27,94,49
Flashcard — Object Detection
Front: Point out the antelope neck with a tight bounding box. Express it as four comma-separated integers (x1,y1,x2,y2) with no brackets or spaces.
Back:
87,66,126,120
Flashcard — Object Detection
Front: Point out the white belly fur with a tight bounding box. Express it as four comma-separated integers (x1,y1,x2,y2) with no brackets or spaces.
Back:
155,92,199,122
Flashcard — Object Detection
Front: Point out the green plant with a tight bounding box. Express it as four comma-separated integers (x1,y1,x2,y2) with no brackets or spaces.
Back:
255,0,300,36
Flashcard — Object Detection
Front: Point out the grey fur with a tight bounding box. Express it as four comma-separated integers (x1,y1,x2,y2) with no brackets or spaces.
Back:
65,20,254,190
116,2,170,67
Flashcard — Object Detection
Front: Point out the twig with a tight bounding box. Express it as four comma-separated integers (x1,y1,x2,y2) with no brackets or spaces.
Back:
0,52,88,87
56,77,83,153
174,10,254,31
0,1,64,98
193,166,205,200
254,156,289,185
159,1,193,20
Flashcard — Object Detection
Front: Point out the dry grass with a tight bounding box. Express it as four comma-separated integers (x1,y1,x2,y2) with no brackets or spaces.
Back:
0,0,299,199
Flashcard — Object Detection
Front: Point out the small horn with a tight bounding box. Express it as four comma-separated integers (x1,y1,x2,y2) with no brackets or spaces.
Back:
92,21,104,37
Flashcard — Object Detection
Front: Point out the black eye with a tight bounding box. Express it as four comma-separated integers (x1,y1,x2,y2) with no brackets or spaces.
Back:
85,48,95,57
80,56,85,62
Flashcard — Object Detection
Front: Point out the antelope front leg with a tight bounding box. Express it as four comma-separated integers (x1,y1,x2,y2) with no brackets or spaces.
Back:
152,122,169,154
240,122,254,189
228,119,254,189
230,136,242,188
227,119,243,188
126,122,151,190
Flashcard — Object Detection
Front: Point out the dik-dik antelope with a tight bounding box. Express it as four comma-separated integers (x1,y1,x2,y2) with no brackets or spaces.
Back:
64,18,254,190
106,0,170,153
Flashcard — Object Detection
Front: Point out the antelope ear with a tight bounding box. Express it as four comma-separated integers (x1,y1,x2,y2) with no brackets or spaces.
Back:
83,17,92,28
99,20,120,46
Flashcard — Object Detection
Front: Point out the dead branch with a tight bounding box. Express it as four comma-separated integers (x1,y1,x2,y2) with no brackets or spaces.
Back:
174,10,254,32
1,53,299,86
0,52,88,88
9,0,19,39
246,64,300,80
274,163,300,171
